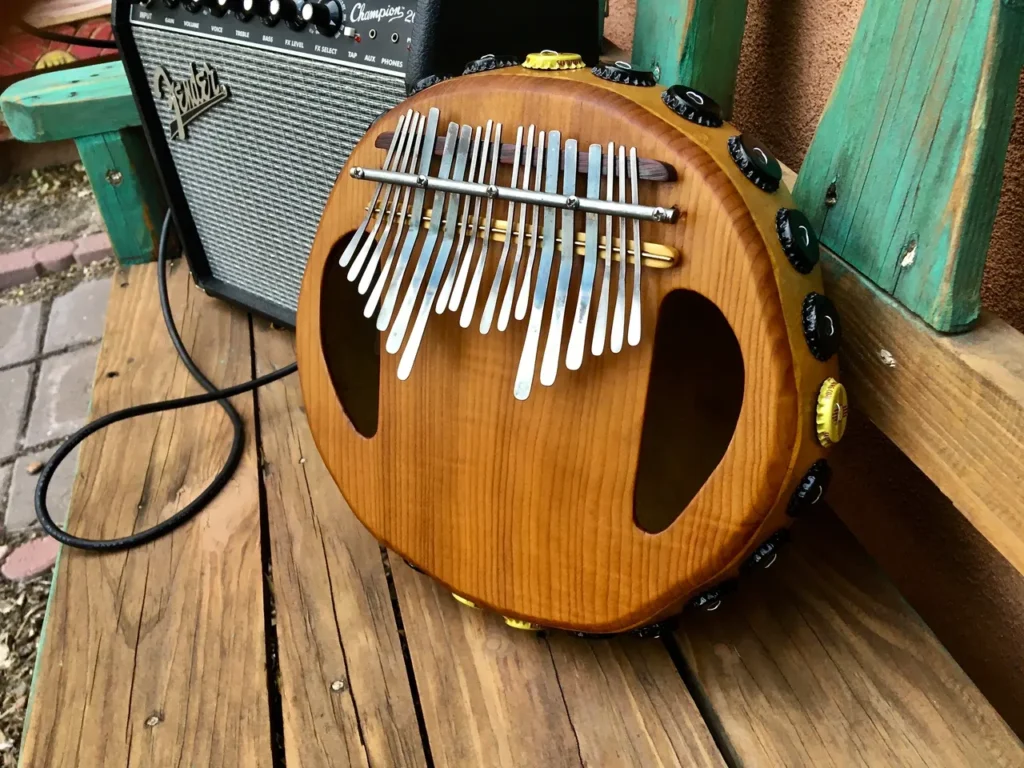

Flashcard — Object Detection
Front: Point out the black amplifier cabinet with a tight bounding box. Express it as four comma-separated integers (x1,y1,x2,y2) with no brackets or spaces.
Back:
113,0,600,327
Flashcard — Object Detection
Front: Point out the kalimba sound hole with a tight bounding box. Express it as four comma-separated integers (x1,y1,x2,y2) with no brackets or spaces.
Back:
320,234,381,438
633,290,745,534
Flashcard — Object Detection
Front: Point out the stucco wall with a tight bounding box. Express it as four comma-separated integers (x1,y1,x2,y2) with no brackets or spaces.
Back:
606,0,1024,736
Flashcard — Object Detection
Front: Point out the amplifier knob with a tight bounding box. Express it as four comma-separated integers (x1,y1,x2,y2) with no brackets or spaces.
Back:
267,0,307,30
182,0,203,11
302,0,343,35
206,0,231,16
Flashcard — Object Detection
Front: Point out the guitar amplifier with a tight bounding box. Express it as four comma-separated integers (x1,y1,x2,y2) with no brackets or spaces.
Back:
113,0,601,326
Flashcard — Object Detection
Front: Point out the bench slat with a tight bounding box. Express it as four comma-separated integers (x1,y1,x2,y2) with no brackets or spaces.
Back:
21,262,274,766
252,322,428,768
677,512,1023,767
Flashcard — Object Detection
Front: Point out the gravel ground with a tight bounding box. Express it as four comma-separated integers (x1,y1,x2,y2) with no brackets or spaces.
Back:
0,163,104,252
0,528,52,766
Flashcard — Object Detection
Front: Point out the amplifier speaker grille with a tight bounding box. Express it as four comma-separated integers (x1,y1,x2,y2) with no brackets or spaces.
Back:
133,27,407,314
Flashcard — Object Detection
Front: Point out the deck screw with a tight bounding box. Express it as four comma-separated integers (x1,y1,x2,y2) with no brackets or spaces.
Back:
145,714,162,727
330,679,346,692
825,181,838,207
106,169,124,186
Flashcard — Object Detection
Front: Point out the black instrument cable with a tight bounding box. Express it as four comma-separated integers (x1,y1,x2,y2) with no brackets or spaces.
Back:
35,211,298,552
17,19,119,49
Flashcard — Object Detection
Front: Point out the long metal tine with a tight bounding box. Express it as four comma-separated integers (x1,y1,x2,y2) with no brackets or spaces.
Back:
567,144,603,370
448,120,493,311
436,126,482,312
363,113,428,312
339,111,407,268
479,125,525,334
460,122,503,328
386,122,460,354
350,111,419,285
514,131,561,401
497,125,535,332
347,110,414,279
375,107,440,330
539,139,578,386
610,146,627,353
397,126,475,379
628,147,643,347
514,131,546,321
591,142,614,356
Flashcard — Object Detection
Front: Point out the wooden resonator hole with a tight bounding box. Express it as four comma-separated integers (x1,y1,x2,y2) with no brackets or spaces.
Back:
320,233,380,438
634,290,745,534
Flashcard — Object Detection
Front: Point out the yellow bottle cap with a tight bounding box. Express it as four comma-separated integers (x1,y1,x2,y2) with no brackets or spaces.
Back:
503,617,542,631
452,593,478,609
816,377,849,447
522,51,586,71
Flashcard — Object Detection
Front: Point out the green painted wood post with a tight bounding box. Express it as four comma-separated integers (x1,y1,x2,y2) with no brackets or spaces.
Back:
631,0,749,118
75,129,167,265
793,0,1024,332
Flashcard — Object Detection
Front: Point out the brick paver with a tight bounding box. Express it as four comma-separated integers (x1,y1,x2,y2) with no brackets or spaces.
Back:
34,242,76,275
0,248,41,291
24,345,99,446
1,536,59,581
1,365,32,460
73,233,114,266
6,447,78,530
0,302,41,368
44,278,112,352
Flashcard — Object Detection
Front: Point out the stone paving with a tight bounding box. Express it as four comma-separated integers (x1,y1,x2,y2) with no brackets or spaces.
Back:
0,276,111,533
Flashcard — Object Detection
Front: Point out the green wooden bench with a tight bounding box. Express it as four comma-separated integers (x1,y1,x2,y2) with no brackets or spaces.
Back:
0,60,165,265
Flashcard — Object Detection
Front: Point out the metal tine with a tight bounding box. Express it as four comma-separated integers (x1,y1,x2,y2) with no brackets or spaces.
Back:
347,110,414,277
339,111,408,268
497,125,536,331
363,113,428,311
479,125,525,334
375,107,440,330
448,120,494,311
460,122,503,328
514,131,561,401
350,111,420,285
591,142,614,356
539,139,578,387
436,126,482,313
566,143,603,370
397,125,475,379
610,146,627,354
514,131,546,321
386,122,461,354
628,147,643,347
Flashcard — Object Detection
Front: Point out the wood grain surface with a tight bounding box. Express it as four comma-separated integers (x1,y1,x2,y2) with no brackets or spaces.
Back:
822,251,1024,577
297,68,837,632
21,262,273,767
677,511,1024,767
24,0,111,28
391,558,725,767
253,321,428,768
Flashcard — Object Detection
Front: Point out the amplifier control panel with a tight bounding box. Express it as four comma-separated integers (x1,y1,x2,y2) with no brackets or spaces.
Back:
131,0,414,77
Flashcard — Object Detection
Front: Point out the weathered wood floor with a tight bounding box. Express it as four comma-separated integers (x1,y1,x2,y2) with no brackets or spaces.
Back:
19,262,1024,767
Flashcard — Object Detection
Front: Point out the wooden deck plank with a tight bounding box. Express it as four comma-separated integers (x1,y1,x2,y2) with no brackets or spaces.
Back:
392,559,725,767
252,321,428,768
20,262,273,767
676,512,1024,767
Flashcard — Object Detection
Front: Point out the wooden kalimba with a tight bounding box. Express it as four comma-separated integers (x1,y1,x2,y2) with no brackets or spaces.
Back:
297,53,846,634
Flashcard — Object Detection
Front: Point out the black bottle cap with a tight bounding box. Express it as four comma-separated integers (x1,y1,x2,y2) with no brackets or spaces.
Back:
463,54,520,75
776,208,820,274
727,134,782,193
410,73,454,95
591,61,657,87
802,292,842,361
743,530,790,572
662,84,723,127
689,580,738,612
787,460,832,516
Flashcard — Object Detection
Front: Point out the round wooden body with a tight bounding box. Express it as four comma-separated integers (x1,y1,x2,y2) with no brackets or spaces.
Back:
297,66,839,633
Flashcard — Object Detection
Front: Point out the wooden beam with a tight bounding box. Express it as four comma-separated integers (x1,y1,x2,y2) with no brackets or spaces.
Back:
822,249,1024,576
630,0,748,118
793,0,1024,332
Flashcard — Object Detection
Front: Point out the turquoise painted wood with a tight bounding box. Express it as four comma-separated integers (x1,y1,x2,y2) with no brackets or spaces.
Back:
0,61,140,143
631,0,748,118
793,0,1024,332
76,130,166,265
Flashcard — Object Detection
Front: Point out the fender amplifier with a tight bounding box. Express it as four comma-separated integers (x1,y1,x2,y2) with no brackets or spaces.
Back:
113,0,600,326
